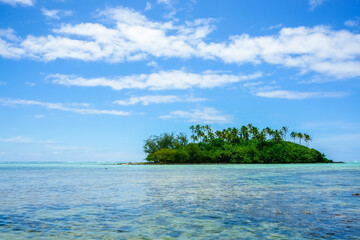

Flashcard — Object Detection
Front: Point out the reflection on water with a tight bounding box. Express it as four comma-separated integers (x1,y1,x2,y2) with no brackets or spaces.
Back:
0,163,359,239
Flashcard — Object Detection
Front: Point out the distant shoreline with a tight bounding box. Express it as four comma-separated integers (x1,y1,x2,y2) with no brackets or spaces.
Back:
114,161,344,165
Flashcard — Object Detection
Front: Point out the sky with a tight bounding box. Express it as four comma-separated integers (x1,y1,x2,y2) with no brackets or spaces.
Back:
0,0,359,162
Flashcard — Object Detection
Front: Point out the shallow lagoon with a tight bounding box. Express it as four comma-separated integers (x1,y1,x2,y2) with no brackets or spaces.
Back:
0,163,359,239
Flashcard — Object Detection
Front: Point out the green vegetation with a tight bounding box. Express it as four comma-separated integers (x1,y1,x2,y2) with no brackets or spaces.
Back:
143,125,332,164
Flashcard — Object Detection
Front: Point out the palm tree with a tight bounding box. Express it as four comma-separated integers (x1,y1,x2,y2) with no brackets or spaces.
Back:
304,134,312,147
189,125,197,142
247,124,253,139
272,130,283,142
281,126,288,141
229,127,239,144
265,127,274,140
257,130,267,142
290,131,296,143
296,132,304,145
215,130,223,140
223,129,231,142
250,126,259,140
203,125,214,143
241,125,249,141
196,125,205,143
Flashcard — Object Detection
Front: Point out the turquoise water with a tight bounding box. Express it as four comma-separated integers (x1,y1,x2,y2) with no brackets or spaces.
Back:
0,163,359,239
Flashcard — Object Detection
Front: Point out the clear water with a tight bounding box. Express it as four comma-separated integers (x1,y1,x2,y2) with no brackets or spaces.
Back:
0,163,359,239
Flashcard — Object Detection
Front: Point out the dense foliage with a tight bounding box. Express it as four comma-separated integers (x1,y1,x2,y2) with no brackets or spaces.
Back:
143,125,332,164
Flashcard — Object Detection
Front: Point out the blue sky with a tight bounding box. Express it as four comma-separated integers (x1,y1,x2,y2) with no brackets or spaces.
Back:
0,0,359,162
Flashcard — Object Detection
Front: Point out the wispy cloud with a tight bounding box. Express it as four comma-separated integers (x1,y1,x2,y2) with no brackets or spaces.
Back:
0,28,20,41
41,8,74,20
157,0,178,19
265,24,283,30
146,60,158,68
0,136,89,157
160,107,233,123
114,95,206,106
0,98,130,116
0,7,360,78
49,70,262,91
144,2,151,11
0,136,54,144
255,90,348,99
308,0,325,10
345,17,360,28
0,0,34,6
25,82,36,86
302,121,360,130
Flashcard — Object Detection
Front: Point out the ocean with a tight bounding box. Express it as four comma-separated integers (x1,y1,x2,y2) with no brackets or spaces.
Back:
0,163,359,239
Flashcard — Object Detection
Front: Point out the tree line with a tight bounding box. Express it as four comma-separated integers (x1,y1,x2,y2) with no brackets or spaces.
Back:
143,124,331,164
189,124,312,146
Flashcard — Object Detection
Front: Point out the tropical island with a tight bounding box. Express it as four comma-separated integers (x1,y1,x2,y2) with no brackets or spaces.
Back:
143,124,332,164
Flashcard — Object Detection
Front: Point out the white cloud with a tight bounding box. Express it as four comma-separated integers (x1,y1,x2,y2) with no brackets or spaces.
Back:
41,8,74,20
308,0,325,10
0,36,25,58
0,98,130,116
158,0,172,4
0,136,54,144
10,6,212,62
267,24,283,30
157,0,178,19
114,95,206,106
0,81,6,85
144,2,151,11
41,8,59,19
0,28,20,41
25,82,36,86
198,26,360,78
49,70,262,91
345,17,360,28
160,107,233,123
0,7,359,78
255,90,348,99
0,0,34,6
302,121,360,130
146,60,158,68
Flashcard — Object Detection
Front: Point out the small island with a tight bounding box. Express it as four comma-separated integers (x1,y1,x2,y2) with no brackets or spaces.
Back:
143,124,332,164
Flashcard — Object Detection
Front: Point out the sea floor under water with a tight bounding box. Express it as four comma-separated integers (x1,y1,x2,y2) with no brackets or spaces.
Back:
0,162,359,239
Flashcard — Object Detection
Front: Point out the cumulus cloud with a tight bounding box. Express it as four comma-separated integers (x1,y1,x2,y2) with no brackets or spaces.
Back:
0,0,34,6
160,107,232,123
0,98,130,116
255,90,348,99
114,95,206,105
0,7,360,78
49,70,262,91
308,0,325,10
2,6,212,62
198,26,360,78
